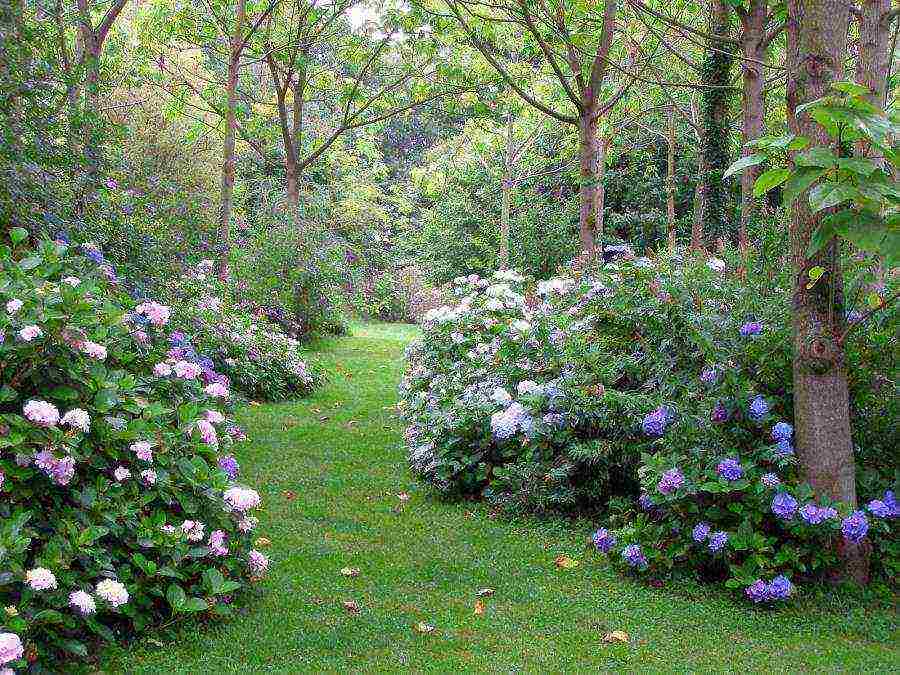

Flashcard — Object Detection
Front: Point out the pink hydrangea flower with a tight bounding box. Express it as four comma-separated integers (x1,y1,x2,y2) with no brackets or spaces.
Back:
248,550,269,576
26,567,57,591
113,466,131,482
181,520,205,541
61,408,91,432
69,590,96,615
5,299,22,314
18,325,43,341
193,419,218,446
237,516,258,533
62,276,81,287
130,441,153,462
153,361,173,377
224,486,261,512
204,382,230,399
140,468,157,485
81,340,108,360
173,360,202,379
208,530,228,557
95,579,129,607
135,301,170,326
23,400,60,427
0,470,4,490
0,632,23,665
205,409,225,424
51,456,75,486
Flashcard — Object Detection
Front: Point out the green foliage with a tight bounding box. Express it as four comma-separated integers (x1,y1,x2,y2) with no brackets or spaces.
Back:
0,235,268,670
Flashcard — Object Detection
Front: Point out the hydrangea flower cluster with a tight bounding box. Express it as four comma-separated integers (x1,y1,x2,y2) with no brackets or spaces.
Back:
745,575,793,603
642,406,674,437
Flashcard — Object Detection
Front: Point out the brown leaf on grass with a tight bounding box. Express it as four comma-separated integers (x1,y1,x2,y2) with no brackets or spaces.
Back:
554,555,580,570
340,567,360,577
249,401,261,407
342,600,360,614
282,490,297,501
602,631,629,644
473,599,485,615
311,407,322,413
412,621,435,634
254,537,271,547
475,588,495,598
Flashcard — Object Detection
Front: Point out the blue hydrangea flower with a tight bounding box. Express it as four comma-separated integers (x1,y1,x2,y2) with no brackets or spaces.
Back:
707,531,728,552
748,395,769,422
883,490,900,517
766,575,793,600
711,401,729,423
772,492,798,520
841,510,869,544
771,422,793,442
638,493,655,511
799,503,836,525
760,473,780,488
657,467,685,495
592,528,616,553
745,579,768,603
642,406,673,437
621,544,647,569
716,458,743,481
739,321,763,336
700,366,718,385
217,455,240,480
692,522,711,542
774,439,794,458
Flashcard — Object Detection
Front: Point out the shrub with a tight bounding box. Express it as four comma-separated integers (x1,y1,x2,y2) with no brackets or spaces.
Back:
162,262,325,402
398,249,896,600
0,232,269,670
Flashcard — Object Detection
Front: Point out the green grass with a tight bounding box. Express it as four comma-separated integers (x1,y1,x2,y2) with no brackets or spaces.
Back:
105,322,897,673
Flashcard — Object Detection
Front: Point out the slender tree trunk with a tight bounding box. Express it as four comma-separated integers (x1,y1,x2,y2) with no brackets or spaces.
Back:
666,106,677,251
217,0,246,283
75,0,102,214
578,107,598,255
692,145,707,251
739,0,768,250
594,133,610,246
499,114,513,269
786,0,865,582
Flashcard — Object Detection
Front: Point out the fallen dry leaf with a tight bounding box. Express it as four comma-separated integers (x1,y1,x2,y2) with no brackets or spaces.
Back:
475,588,495,598
398,492,410,502
281,490,297,501
254,537,271,547
249,401,261,407
554,555,580,570
340,567,360,577
602,631,629,644
342,600,360,614
412,622,435,634
473,599,485,615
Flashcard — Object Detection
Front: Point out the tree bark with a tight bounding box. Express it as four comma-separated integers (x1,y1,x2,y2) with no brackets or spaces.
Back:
786,0,865,582
594,133,610,246
738,0,768,250
499,114,513,269
692,146,707,251
854,0,892,159
217,0,246,283
578,107,598,255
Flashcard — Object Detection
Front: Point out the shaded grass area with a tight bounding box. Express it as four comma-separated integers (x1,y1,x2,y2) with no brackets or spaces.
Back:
106,322,897,673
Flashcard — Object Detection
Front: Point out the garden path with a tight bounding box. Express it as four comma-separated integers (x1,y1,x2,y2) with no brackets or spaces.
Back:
106,323,897,673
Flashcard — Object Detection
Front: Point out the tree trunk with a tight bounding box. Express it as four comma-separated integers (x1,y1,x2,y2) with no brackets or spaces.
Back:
499,114,513,269
578,107,598,255
75,0,102,214
692,146,707,251
217,0,246,283
739,0,768,250
666,106,677,251
854,0,891,159
786,0,865,582
594,133,610,247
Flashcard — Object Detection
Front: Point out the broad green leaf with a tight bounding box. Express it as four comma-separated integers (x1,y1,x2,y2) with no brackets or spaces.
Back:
831,81,871,96
724,153,766,179
9,227,28,245
836,157,877,177
753,167,791,196
166,583,186,610
808,182,857,212
795,147,837,168
783,168,826,207
807,221,836,257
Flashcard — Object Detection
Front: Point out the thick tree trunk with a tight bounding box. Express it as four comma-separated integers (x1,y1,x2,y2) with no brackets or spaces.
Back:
854,0,892,159
666,106,677,251
578,107,598,255
739,0,768,250
217,0,246,283
594,134,610,246
786,0,865,582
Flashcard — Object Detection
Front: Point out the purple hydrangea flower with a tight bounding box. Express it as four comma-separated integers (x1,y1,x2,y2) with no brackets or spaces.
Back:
642,406,673,437
692,522,711,542
748,395,769,422
774,439,795,458
883,490,899,517
739,321,763,336
760,473,780,488
711,401,729,424
841,510,869,544
638,493,655,511
621,544,647,569
766,575,793,600
771,422,793,442
716,458,743,481
218,455,240,480
772,492,798,520
700,366,718,385
707,531,728,552
592,528,616,553
657,467,685,495
745,579,769,603
799,503,837,525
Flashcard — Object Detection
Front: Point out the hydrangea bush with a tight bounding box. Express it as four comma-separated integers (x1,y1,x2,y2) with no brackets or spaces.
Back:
0,232,269,670
399,249,897,602
162,261,324,401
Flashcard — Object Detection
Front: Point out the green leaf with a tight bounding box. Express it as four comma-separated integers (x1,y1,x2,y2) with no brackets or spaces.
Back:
795,147,837,168
808,182,858,212
166,583,186,610
836,157,877,177
723,153,766,179
182,597,209,612
753,167,791,196
9,227,28,245
807,222,836,257
783,168,826,207
18,256,42,270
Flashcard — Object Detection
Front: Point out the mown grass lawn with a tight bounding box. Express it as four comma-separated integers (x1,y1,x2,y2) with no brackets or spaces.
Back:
104,322,898,673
